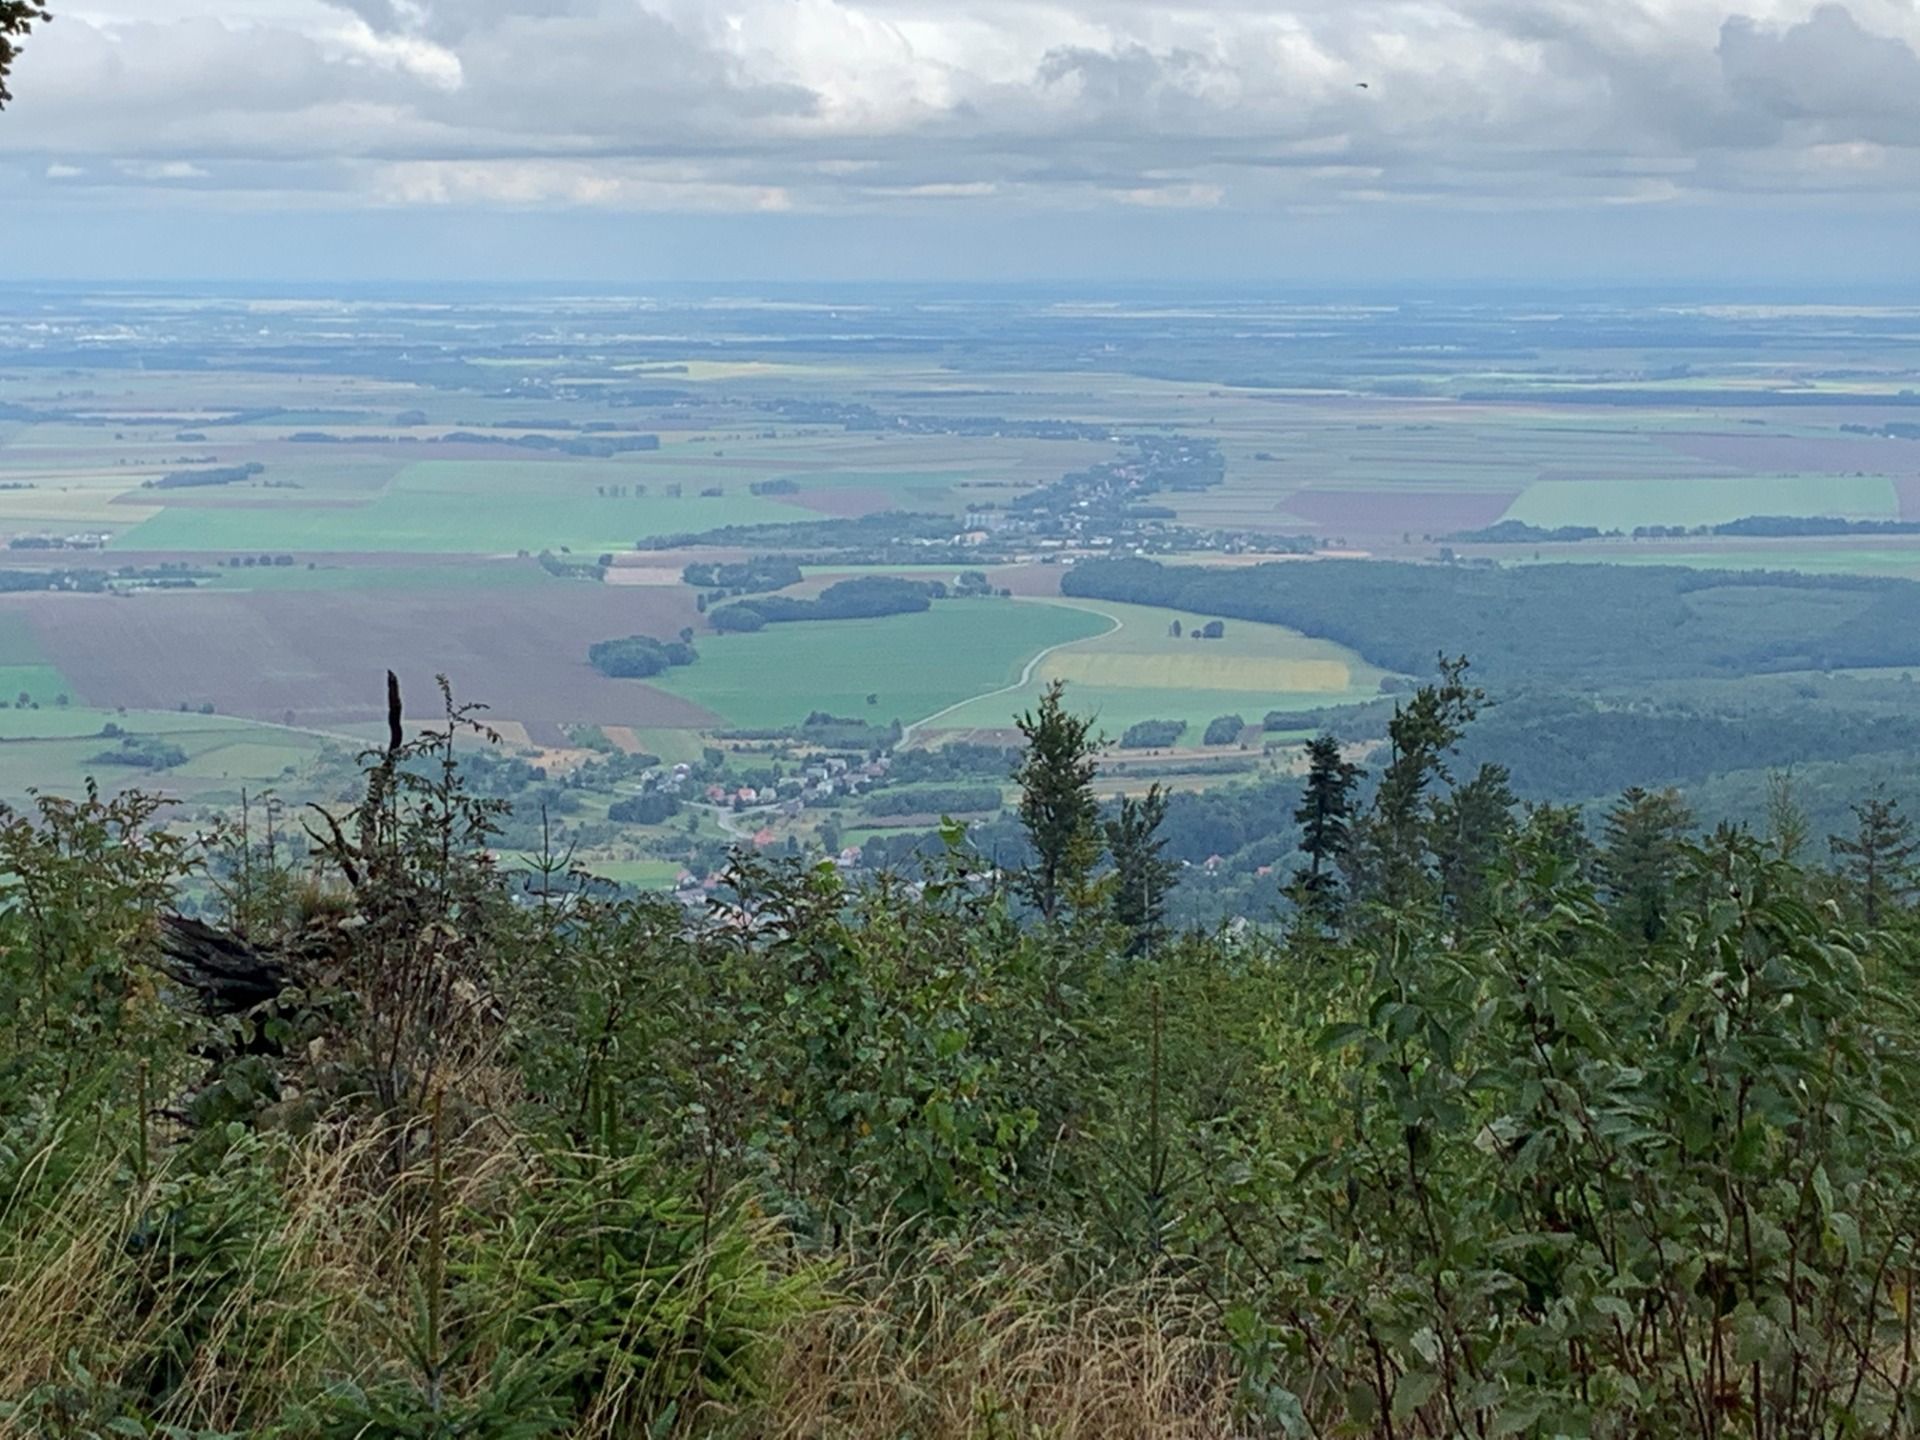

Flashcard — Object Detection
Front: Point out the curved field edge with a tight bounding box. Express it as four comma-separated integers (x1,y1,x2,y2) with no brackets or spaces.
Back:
644,600,1114,733
926,596,1397,738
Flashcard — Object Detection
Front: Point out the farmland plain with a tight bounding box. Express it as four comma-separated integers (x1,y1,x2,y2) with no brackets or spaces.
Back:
4,286,1920,884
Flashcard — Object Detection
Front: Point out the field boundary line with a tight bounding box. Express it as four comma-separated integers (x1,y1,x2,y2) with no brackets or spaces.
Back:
901,597,1123,743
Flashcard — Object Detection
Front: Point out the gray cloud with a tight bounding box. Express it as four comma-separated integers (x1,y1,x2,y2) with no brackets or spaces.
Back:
1721,4,1920,140
0,0,1917,218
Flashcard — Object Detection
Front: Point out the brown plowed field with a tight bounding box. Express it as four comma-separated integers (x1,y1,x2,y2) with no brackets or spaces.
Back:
14,582,719,737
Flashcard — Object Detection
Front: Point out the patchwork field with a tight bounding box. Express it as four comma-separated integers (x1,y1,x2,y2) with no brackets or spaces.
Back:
1162,387,1920,549
8,286,1920,891
110,459,803,554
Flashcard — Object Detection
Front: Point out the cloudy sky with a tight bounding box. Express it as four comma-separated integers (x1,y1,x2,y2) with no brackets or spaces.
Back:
2,0,1918,284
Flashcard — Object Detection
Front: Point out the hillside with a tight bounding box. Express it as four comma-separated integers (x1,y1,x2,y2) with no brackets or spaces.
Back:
3,672,1919,1438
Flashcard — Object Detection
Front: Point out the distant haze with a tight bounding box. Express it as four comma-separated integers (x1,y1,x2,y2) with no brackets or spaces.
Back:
2,0,1918,284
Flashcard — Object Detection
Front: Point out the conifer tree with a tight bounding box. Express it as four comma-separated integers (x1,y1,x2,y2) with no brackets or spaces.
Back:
1430,761,1518,927
1516,801,1592,882
1013,681,1102,923
1599,786,1693,943
1104,785,1178,956
1290,733,1363,923
1830,794,1919,927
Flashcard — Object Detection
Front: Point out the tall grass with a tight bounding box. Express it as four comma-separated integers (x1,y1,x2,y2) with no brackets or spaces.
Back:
0,1113,530,1435
758,1238,1238,1440
1,1111,1234,1437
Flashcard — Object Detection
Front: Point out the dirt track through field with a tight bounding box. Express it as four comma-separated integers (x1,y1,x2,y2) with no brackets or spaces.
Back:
901,601,1123,743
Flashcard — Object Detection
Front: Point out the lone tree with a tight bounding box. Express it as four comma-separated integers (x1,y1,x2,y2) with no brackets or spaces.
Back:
1291,733,1363,923
1104,784,1178,956
1013,680,1102,923
1831,794,1919,927
1,3,49,109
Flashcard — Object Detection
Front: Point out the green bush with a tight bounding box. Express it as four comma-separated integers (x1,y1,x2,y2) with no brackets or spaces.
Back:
476,1147,820,1431
1201,714,1245,746
1119,719,1186,749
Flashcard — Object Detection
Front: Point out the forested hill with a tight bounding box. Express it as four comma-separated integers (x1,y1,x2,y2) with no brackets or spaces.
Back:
1063,556,1920,681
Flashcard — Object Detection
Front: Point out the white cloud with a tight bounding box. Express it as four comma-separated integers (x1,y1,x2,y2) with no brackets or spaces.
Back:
321,15,464,89
1119,181,1226,208
1,0,1918,218
369,158,795,210
116,159,212,180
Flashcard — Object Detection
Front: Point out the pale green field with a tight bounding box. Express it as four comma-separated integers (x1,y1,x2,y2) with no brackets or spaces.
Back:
0,706,279,741
0,707,333,803
168,738,321,782
1503,475,1899,530
575,858,689,889
627,728,713,767
931,598,1394,737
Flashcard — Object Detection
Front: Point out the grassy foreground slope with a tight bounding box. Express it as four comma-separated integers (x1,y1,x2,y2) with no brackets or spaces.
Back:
3,677,1920,1437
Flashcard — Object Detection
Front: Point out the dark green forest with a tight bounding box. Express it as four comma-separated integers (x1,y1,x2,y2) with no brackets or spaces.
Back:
1063,557,1920,682
6,672,1920,1438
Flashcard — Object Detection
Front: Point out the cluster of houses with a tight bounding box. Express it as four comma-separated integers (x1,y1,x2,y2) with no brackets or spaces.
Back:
8,531,111,551
693,753,892,816
643,761,698,797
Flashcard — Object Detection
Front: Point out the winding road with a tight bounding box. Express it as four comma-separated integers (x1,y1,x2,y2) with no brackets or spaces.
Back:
900,599,1125,744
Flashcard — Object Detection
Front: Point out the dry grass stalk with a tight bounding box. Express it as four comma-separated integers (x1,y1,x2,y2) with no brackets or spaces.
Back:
756,1241,1240,1440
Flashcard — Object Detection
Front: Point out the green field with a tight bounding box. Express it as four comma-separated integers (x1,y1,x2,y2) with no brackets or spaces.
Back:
931,598,1395,737
574,858,689,889
0,706,334,803
110,460,806,554
648,599,1111,731
1503,475,1899,531
0,614,80,708
1519,544,1920,581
